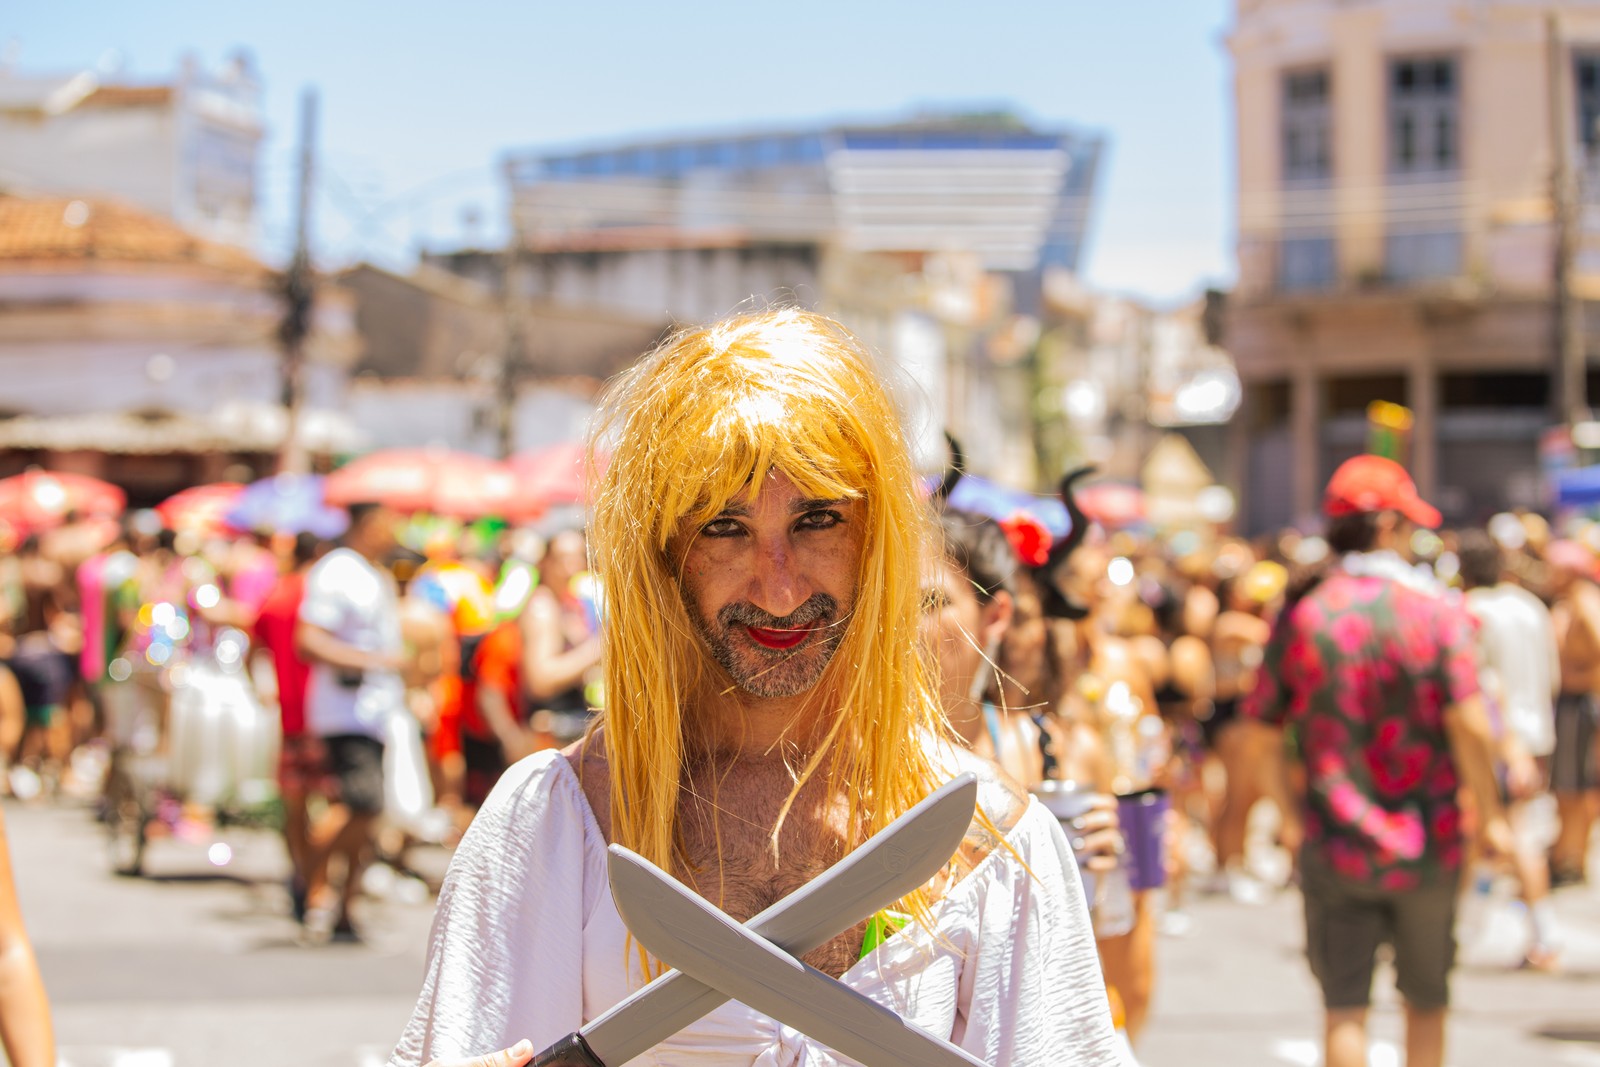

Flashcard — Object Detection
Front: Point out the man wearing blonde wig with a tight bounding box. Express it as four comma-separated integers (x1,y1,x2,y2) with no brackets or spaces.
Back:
392,309,1123,1067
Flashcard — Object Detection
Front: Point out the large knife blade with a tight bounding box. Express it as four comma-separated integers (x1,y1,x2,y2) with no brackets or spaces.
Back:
607,844,988,1067
531,772,977,1067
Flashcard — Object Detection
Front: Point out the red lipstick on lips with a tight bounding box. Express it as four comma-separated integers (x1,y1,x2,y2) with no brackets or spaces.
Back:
745,622,818,650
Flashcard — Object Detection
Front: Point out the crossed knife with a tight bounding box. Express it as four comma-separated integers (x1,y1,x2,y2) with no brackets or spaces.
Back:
531,772,987,1067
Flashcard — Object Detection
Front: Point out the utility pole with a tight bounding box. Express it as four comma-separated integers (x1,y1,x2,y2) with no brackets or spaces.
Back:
278,87,317,474
1549,13,1590,430
493,169,523,460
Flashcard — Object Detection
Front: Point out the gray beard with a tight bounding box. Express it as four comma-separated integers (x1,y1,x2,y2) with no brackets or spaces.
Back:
690,593,849,699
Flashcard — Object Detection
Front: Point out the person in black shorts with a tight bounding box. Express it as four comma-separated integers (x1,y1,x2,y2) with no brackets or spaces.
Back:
296,502,406,941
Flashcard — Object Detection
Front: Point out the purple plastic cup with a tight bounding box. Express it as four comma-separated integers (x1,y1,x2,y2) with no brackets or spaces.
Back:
1117,788,1170,891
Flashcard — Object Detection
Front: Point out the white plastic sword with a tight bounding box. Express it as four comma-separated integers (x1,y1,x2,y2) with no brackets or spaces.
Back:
607,844,990,1067
530,772,978,1066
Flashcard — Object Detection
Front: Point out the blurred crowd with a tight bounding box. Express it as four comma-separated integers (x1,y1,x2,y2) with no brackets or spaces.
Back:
0,501,603,936
925,488,1599,1050
1,466,1598,1056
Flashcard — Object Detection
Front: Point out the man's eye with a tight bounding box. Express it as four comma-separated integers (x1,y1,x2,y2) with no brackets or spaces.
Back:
796,509,843,531
702,519,743,538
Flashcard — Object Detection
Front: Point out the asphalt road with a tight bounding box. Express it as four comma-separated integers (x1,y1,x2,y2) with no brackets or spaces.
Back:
1137,862,1600,1067
10,798,438,1067
9,795,1600,1066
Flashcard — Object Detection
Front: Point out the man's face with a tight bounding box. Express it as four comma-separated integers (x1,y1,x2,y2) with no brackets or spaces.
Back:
675,471,862,700
357,505,399,559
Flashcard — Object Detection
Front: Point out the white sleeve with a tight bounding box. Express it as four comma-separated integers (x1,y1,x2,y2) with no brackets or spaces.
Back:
390,751,603,1066
952,803,1128,1066
298,553,350,632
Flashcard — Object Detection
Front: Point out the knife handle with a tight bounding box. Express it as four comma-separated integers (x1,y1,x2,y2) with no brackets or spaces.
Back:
530,1032,608,1067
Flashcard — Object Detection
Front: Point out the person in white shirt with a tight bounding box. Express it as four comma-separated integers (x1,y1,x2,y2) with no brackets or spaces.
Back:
296,500,405,941
393,309,1125,1067
1458,529,1562,969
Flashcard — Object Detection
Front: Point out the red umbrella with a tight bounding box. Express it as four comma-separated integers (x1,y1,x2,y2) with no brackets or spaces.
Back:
155,483,246,536
0,469,125,536
508,443,607,519
1076,482,1146,529
433,462,519,519
324,448,514,517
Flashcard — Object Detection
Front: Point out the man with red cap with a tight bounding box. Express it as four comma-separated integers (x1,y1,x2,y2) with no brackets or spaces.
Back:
1242,454,1509,1067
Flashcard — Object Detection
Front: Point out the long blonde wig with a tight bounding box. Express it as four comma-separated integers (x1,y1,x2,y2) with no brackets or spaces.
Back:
586,306,950,930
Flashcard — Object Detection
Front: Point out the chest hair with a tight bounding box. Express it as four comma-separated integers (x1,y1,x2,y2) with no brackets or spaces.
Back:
676,761,868,979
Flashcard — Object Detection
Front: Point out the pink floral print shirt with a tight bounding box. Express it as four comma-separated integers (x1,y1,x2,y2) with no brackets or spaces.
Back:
1244,567,1480,888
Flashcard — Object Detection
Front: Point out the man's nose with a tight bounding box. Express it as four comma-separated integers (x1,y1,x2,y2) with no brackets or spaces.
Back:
747,536,810,619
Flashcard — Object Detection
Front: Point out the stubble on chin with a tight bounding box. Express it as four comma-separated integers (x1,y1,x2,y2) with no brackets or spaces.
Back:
690,595,849,700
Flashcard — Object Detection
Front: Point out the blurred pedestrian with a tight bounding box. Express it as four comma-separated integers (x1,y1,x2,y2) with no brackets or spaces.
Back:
296,502,406,941
1547,537,1600,888
250,532,326,921
457,610,535,807
1458,528,1562,968
1068,545,1166,1046
518,527,601,744
1243,455,1510,1067
1206,559,1283,900
5,536,77,797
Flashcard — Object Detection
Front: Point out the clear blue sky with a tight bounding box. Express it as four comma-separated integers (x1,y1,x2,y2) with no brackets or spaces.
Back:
9,1,1235,305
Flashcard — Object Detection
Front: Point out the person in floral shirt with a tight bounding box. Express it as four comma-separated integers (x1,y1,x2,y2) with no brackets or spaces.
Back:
1243,455,1509,1067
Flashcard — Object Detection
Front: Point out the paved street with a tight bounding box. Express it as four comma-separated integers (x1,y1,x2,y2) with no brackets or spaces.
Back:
9,797,439,1067
9,794,1600,1066
1139,856,1600,1067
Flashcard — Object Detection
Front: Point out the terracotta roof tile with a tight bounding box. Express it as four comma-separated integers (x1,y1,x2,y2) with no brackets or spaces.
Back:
78,85,173,108
0,195,265,274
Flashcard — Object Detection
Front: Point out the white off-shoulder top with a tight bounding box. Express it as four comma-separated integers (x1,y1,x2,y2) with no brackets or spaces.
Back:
390,748,1125,1067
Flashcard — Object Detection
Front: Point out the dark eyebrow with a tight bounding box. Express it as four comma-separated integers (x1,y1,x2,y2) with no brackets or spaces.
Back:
793,497,847,514
712,497,847,518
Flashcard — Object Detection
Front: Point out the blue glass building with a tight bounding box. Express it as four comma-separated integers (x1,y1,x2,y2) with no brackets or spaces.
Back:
503,111,1104,281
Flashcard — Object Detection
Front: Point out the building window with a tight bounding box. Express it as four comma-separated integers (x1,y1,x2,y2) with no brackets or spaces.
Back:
1386,56,1462,281
1576,53,1600,155
1389,57,1458,175
1278,236,1337,291
1574,51,1600,182
1385,231,1463,282
1282,68,1331,181
1279,67,1336,291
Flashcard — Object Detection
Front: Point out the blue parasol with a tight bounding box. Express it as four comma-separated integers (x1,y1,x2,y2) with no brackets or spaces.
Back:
1556,466,1600,507
226,473,349,538
941,473,1073,539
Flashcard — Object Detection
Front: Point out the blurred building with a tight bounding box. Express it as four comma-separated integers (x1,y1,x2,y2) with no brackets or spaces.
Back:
445,110,1106,478
1030,284,1241,492
0,52,262,248
337,261,663,455
504,110,1103,296
1228,0,1600,531
0,195,358,505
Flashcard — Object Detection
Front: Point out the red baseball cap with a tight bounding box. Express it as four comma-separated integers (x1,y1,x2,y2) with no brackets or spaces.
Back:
1323,454,1441,529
